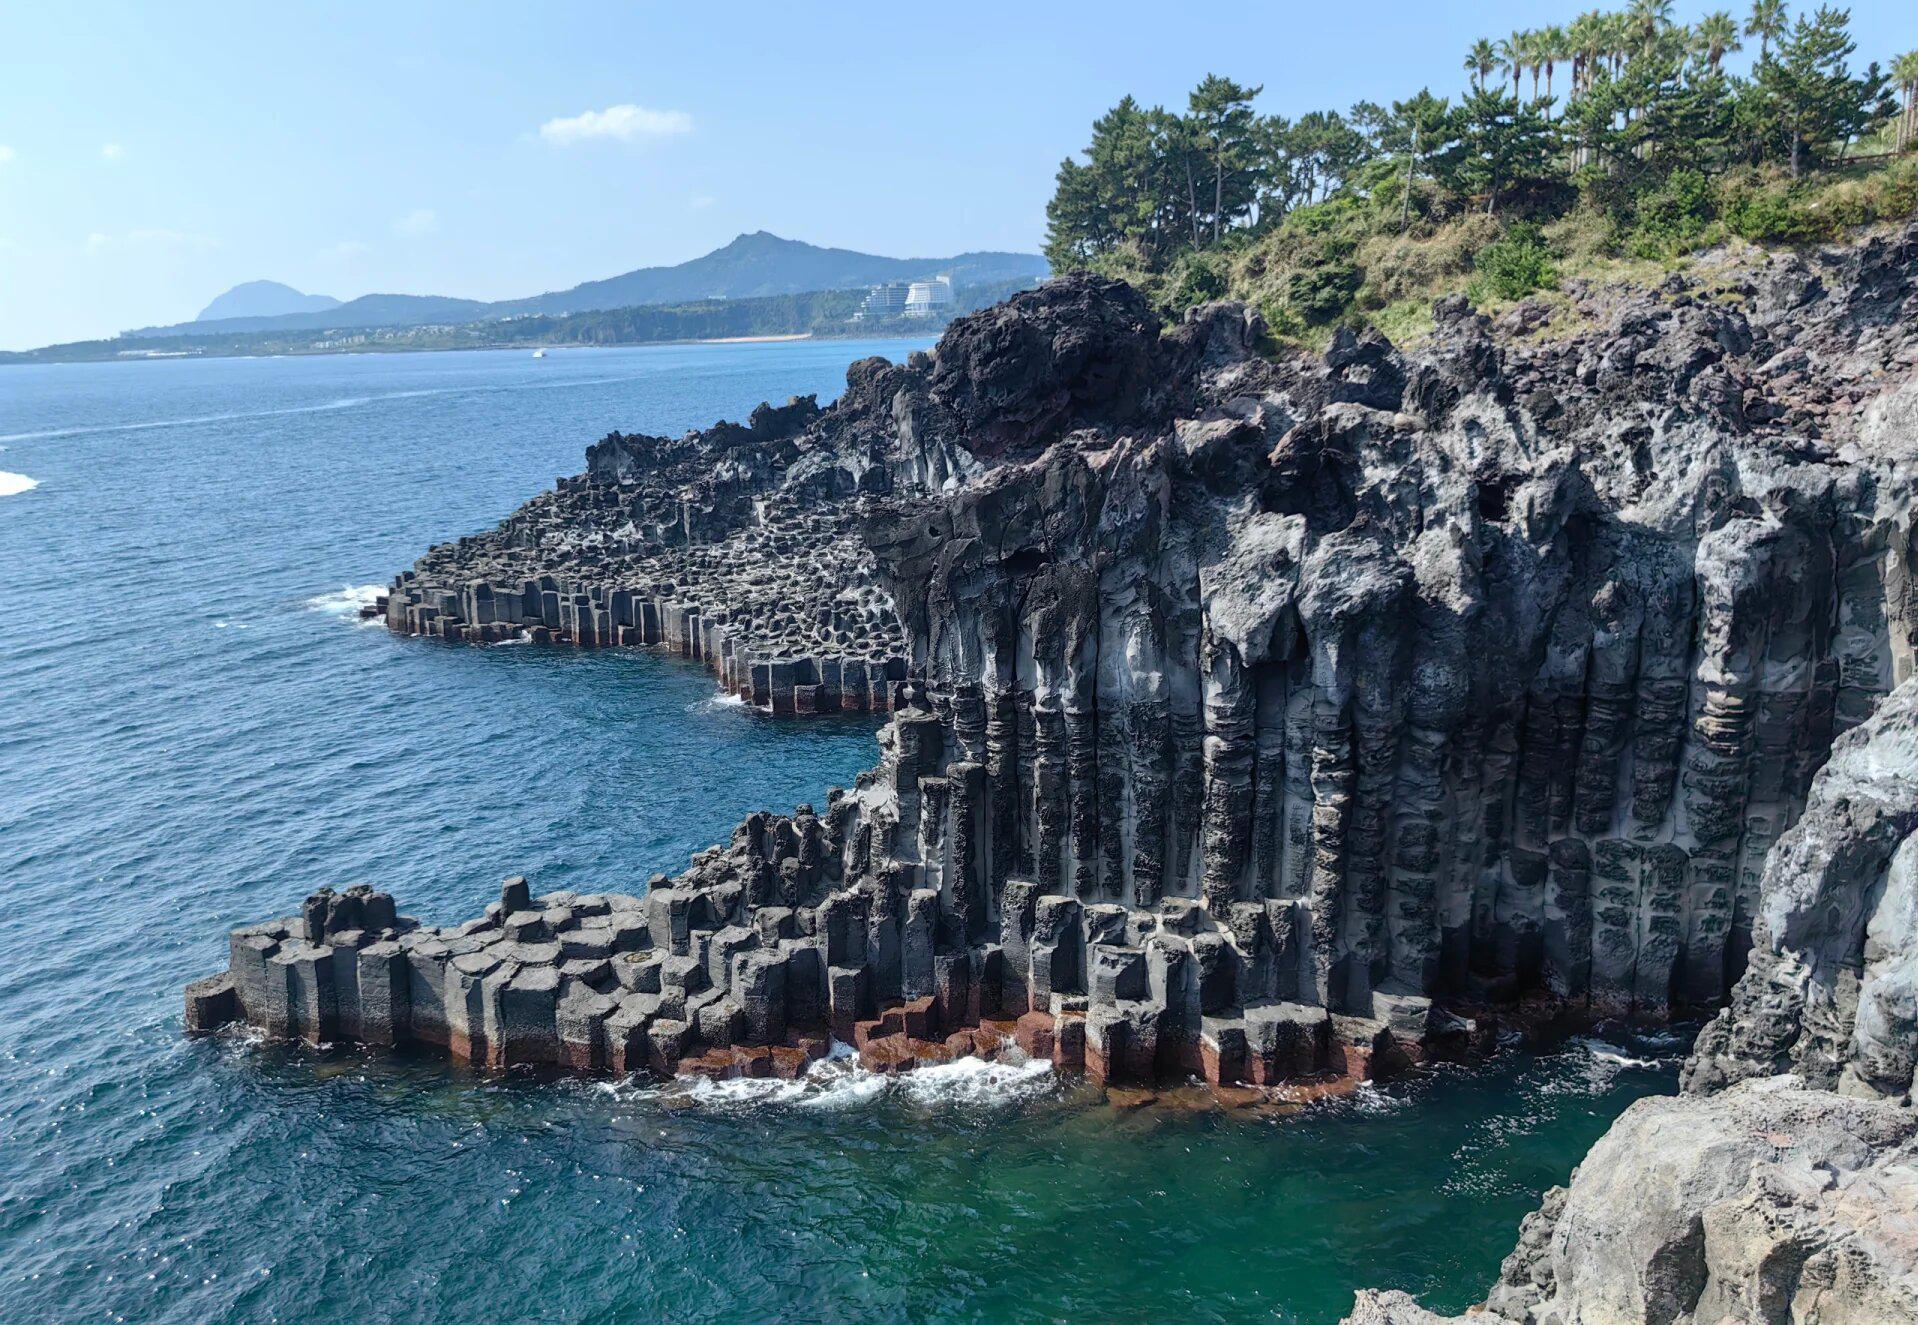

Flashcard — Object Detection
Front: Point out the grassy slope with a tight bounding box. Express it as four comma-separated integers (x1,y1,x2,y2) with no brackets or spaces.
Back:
1088,157,1917,353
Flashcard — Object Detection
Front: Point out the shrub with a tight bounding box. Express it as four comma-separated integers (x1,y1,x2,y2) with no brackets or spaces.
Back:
1353,213,1499,309
1470,223,1560,302
1286,260,1363,323
1628,169,1720,258
1166,250,1229,311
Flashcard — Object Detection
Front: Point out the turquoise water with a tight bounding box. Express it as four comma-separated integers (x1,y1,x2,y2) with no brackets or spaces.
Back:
0,343,1680,1323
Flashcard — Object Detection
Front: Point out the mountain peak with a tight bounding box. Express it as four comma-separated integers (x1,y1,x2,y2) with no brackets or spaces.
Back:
196,280,341,323
720,230,796,250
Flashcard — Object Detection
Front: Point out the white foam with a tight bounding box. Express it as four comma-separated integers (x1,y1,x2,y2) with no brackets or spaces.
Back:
306,583,385,625
0,471,39,496
625,1043,1056,1113
890,1052,1056,1105
1572,1038,1663,1070
689,690,748,714
1346,1081,1412,1114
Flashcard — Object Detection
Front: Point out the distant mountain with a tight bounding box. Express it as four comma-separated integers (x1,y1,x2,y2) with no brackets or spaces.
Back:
196,280,341,322
146,293,493,338
493,231,1050,318
128,234,1047,340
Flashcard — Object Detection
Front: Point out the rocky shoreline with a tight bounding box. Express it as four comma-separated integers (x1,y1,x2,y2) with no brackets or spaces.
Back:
190,223,1917,1313
1349,674,1918,1323
373,393,912,715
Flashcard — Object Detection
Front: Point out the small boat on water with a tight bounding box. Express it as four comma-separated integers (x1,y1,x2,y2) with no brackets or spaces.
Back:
532,349,548,358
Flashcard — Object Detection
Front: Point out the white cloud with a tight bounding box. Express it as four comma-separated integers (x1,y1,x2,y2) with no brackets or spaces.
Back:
318,240,369,263
689,194,717,210
0,145,15,165
101,143,124,161
392,208,438,237
538,104,692,146
86,228,217,254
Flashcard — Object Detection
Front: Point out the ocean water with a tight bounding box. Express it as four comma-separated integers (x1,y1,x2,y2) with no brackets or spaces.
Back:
0,343,1680,1323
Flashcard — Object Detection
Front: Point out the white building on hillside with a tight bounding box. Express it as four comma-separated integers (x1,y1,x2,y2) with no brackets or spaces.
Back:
856,282,911,319
904,276,954,318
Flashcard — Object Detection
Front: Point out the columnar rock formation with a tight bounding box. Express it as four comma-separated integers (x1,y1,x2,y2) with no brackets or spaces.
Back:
1347,678,1918,1325
1685,671,1918,1101
193,224,1918,1098
377,393,911,714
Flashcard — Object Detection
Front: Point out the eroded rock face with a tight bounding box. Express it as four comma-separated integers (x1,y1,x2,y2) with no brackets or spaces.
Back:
1351,1078,1918,1325
1342,682,1918,1324
194,229,1918,1093
1686,678,1918,1101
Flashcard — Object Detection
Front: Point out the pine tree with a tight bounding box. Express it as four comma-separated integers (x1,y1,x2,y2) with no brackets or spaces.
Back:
1752,6,1890,176
1438,87,1560,214
1187,75,1266,246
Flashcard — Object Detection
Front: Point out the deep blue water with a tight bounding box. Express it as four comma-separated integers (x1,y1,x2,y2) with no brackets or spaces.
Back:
0,343,1679,1324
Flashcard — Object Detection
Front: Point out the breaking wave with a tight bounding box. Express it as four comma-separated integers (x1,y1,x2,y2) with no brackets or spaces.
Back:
613,1044,1057,1112
306,583,385,625
1569,1037,1669,1072
689,690,748,714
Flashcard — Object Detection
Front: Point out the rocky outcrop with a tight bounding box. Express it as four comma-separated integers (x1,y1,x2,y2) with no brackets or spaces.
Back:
1685,677,1918,1101
373,390,912,714
193,228,1918,1101
1344,678,1918,1323
1351,1078,1918,1325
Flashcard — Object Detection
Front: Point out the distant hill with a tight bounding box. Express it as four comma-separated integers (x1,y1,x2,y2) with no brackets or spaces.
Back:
126,233,1047,340
5,277,1040,365
493,231,1050,317
195,280,341,322
146,293,493,338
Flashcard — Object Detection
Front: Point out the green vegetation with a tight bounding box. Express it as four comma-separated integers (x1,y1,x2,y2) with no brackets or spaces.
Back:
1043,3,1915,343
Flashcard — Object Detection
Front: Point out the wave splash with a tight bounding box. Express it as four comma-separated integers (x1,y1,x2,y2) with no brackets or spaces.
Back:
689,690,749,714
306,583,385,625
612,1044,1057,1112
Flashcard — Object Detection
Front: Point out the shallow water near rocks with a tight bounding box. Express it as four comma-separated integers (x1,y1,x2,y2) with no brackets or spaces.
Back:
0,344,1679,1323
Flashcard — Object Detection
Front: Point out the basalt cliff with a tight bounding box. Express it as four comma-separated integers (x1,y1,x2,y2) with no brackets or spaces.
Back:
191,223,1918,1311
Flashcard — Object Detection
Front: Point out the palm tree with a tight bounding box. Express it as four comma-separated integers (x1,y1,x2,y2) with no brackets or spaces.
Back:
1626,0,1674,60
1540,25,1567,102
1526,31,1547,101
1569,10,1607,95
1895,50,1918,154
1746,0,1786,62
1464,38,1499,91
1605,11,1633,75
1499,31,1527,99
1692,11,1742,70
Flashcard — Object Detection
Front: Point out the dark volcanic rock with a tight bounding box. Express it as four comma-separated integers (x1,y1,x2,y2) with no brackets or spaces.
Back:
198,227,1918,1128
925,273,1162,458
1684,678,1918,1099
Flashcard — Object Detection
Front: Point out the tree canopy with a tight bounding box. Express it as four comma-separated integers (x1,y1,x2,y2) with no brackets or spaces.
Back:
1045,1,1902,281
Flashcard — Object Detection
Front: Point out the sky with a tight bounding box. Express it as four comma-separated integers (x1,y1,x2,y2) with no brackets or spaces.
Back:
0,1,1910,350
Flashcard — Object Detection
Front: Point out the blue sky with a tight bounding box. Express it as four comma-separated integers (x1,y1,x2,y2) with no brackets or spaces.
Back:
1,1,1909,349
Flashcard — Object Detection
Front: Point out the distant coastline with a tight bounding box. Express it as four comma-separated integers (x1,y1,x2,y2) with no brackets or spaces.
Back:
694,332,813,344
0,282,1021,366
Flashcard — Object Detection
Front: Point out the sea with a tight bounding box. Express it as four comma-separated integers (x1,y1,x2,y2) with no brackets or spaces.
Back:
0,341,1682,1323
